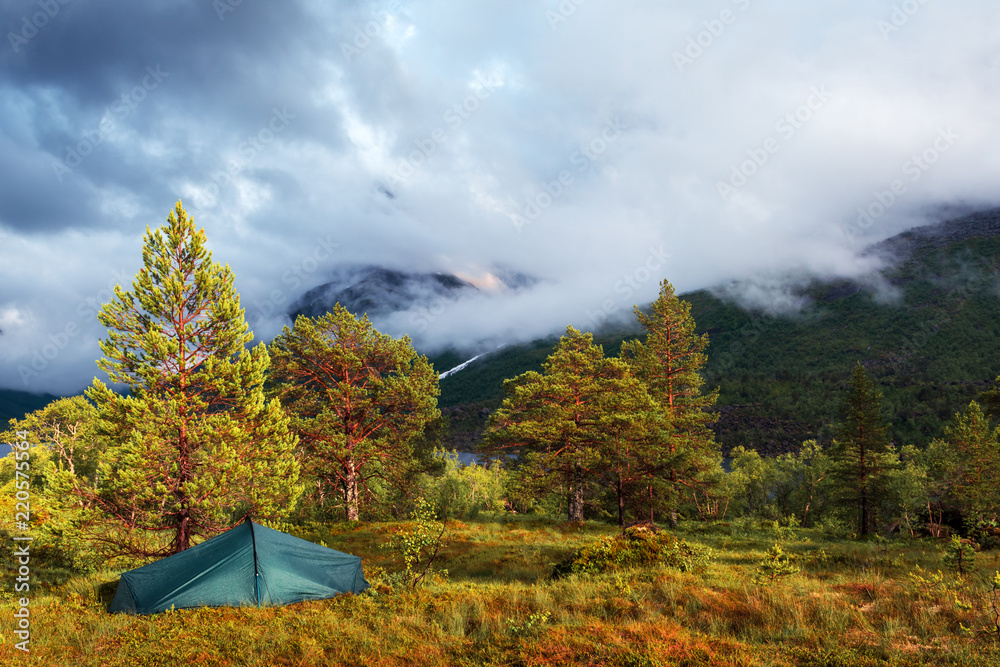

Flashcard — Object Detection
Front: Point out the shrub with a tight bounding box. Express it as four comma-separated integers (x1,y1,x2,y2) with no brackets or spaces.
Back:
385,497,448,587
969,517,1000,551
944,535,978,576
552,525,711,577
751,542,800,586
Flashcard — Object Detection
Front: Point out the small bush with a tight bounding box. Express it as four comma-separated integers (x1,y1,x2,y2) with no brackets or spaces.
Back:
751,542,800,586
944,535,978,576
552,525,711,577
504,611,551,636
384,497,448,587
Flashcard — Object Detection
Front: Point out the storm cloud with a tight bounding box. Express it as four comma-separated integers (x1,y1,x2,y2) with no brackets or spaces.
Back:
2,0,999,394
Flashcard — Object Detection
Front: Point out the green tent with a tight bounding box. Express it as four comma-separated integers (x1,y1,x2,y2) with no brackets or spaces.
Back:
109,520,369,614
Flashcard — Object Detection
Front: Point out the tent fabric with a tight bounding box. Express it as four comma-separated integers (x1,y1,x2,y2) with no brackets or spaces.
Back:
109,521,369,614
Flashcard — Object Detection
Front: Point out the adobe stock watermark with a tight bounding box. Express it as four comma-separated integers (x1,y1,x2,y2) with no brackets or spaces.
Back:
545,0,590,31
717,85,832,202
585,245,672,327
674,0,753,73
52,66,169,182
11,432,33,653
878,0,931,40
248,235,340,325
341,1,402,62
7,0,73,54
18,267,132,385
385,73,501,186
511,117,624,233
194,107,295,209
841,126,959,245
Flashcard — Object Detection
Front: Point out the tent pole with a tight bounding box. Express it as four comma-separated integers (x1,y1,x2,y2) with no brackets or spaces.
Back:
248,520,261,607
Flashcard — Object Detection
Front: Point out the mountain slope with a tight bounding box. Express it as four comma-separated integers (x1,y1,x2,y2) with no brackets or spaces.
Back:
438,209,1000,455
290,266,477,320
0,388,61,428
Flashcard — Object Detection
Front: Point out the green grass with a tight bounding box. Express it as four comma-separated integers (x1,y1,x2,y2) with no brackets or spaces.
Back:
6,517,1000,666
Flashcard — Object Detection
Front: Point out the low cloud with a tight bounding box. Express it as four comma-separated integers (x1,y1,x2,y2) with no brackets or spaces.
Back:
2,1,1000,393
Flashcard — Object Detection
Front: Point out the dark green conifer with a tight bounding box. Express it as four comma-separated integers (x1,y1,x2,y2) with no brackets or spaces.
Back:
831,362,893,537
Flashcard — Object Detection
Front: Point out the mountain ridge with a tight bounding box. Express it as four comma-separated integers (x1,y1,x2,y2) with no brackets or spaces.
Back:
290,265,478,320
434,207,1000,456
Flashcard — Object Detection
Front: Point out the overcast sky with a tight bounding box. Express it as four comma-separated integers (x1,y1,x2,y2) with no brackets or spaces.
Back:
1,0,999,395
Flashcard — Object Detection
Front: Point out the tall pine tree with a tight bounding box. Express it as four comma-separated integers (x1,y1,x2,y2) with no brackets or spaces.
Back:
484,327,662,522
87,202,299,556
620,279,719,527
267,306,440,521
831,362,893,537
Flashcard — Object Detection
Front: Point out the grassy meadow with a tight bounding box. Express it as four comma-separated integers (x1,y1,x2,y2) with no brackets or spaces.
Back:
5,516,1000,666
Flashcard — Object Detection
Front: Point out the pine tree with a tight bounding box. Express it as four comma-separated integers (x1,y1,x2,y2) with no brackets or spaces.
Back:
597,382,668,527
484,327,662,522
620,279,719,527
830,362,893,537
86,202,300,556
267,306,440,521
925,401,1000,525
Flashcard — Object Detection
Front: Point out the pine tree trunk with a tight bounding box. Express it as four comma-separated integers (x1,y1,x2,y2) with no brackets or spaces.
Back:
568,464,584,522
860,439,869,536
667,469,678,529
617,474,625,528
174,420,193,553
344,458,360,521
175,512,191,553
649,481,654,524
860,483,869,537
